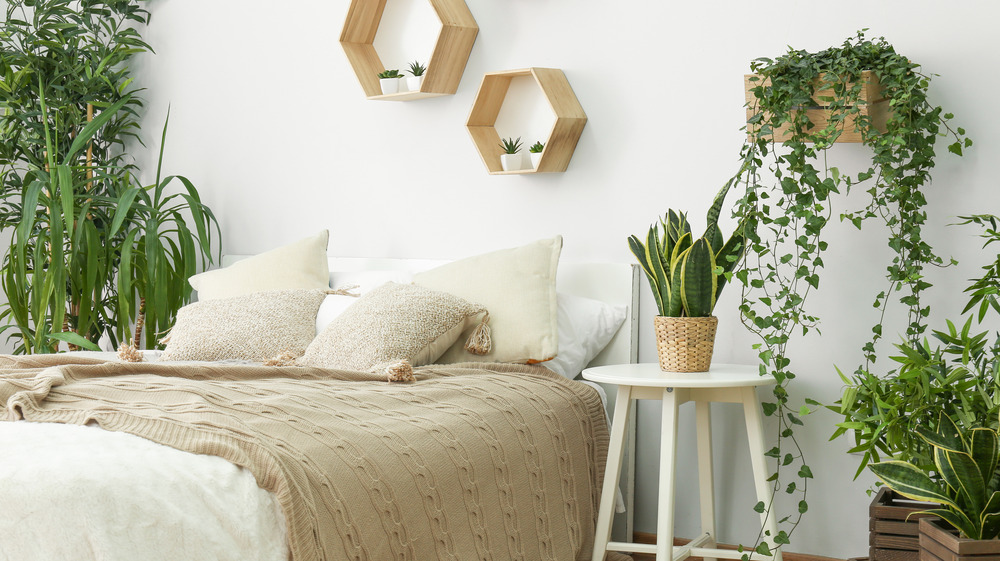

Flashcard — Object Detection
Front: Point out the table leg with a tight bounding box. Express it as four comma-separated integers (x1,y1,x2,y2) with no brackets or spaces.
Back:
656,388,679,561
592,385,633,561
741,386,782,561
695,400,717,561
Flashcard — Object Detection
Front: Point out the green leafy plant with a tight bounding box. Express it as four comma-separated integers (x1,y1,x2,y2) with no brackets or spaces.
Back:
832,216,1000,478
499,137,522,155
377,69,403,79
407,61,426,77
870,413,1000,540
731,30,971,557
627,179,745,318
529,141,545,153
0,0,218,353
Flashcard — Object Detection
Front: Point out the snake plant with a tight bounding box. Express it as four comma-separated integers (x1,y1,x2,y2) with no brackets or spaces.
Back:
870,413,1000,540
628,179,746,317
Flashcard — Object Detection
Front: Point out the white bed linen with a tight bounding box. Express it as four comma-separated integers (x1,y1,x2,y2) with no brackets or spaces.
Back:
0,421,287,561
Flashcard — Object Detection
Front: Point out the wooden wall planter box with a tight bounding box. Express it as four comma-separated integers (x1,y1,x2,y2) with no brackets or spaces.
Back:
744,70,889,143
870,487,940,561
919,518,998,561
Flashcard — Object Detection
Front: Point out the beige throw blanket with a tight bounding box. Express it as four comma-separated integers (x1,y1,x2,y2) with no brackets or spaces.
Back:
0,355,618,561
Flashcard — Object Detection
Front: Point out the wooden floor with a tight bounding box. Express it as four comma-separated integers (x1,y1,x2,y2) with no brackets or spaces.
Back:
629,533,847,561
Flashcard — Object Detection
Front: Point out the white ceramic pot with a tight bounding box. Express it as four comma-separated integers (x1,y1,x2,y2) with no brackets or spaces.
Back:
530,151,543,169
379,77,400,95
406,75,423,92
500,153,521,172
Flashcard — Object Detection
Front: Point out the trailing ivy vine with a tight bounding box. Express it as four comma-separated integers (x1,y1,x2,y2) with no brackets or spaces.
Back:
733,31,970,557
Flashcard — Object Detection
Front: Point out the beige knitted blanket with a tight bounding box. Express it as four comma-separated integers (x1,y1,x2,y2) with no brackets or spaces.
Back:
0,354,624,561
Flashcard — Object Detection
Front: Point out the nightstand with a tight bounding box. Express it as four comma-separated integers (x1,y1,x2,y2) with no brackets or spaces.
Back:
582,363,780,561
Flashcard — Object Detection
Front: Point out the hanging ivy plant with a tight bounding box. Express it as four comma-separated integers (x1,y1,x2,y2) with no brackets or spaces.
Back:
732,30,971,558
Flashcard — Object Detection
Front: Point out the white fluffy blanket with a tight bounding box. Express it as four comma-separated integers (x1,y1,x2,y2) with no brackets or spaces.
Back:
0,421,287,561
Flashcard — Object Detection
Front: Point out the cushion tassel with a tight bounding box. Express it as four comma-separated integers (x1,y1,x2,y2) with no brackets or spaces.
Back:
117,342,143,363
263,351,299,367
386,359,415,383
324,285,360,297
157,326,173,346
464,312,492,355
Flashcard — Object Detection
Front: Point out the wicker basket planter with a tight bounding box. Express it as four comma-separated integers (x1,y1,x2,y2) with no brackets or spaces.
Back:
654,316,718,372
869,487,939,561
919,518,997,561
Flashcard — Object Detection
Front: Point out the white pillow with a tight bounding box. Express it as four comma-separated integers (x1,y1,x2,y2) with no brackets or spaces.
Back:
545,293,627,379
414,236,562,364
189,230,330,301
315,271,415,336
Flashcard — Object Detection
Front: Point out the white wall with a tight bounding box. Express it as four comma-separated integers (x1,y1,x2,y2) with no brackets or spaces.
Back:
132,0,999,557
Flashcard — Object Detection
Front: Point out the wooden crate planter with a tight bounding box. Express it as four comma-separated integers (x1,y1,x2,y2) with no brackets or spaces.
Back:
744,70,889,143
870,487,940,561
919,518,999,561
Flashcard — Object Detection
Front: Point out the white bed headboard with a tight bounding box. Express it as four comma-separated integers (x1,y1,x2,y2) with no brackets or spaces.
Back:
221,255,639,369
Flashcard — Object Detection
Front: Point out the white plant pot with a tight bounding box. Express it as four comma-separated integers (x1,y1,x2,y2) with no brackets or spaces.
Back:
379,77,400,95
500,153,522,172
406,75,423,92
530,151,543,169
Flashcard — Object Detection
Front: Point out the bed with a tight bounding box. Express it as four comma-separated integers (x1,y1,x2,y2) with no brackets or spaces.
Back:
0,239,638,561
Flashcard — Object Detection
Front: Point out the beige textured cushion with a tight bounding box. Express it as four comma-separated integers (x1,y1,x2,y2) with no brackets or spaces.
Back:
189,230,330,301
298,282,487,372
413,236,562,364
160,289,328,362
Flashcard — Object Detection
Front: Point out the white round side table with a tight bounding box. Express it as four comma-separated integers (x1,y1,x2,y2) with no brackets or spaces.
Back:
583,363,781,561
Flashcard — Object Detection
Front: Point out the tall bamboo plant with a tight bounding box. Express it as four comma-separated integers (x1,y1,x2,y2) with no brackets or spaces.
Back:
0,0,218,353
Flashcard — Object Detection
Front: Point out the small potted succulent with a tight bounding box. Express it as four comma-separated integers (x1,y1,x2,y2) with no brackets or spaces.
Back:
627,180,745,372
498,136,522,172
528,140,544,169
406,60,426,92
377,69,404,95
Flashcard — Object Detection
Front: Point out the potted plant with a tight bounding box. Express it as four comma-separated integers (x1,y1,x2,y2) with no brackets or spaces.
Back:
406,60,426,92
528,140,544,168
831,215,1000,560
627,179,745,372
728,31,971,556
870,412,1000,556
377,69,404,95
498,136,522,172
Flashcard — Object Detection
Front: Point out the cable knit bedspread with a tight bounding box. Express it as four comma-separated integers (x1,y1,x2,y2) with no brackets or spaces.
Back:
0,354,625,561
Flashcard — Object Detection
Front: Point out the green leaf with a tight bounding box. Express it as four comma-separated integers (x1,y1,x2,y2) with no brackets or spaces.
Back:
753,501,765,513
46,332,101,352
969,429,999,492
680,237,717,316
65,95,133,160
869,461,958,507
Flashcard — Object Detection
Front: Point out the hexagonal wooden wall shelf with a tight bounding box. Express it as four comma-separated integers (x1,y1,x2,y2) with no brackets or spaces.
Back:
340,0,478,101
467,68,588,175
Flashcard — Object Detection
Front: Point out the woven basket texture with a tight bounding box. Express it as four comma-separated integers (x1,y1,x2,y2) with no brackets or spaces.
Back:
654,316,718,372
